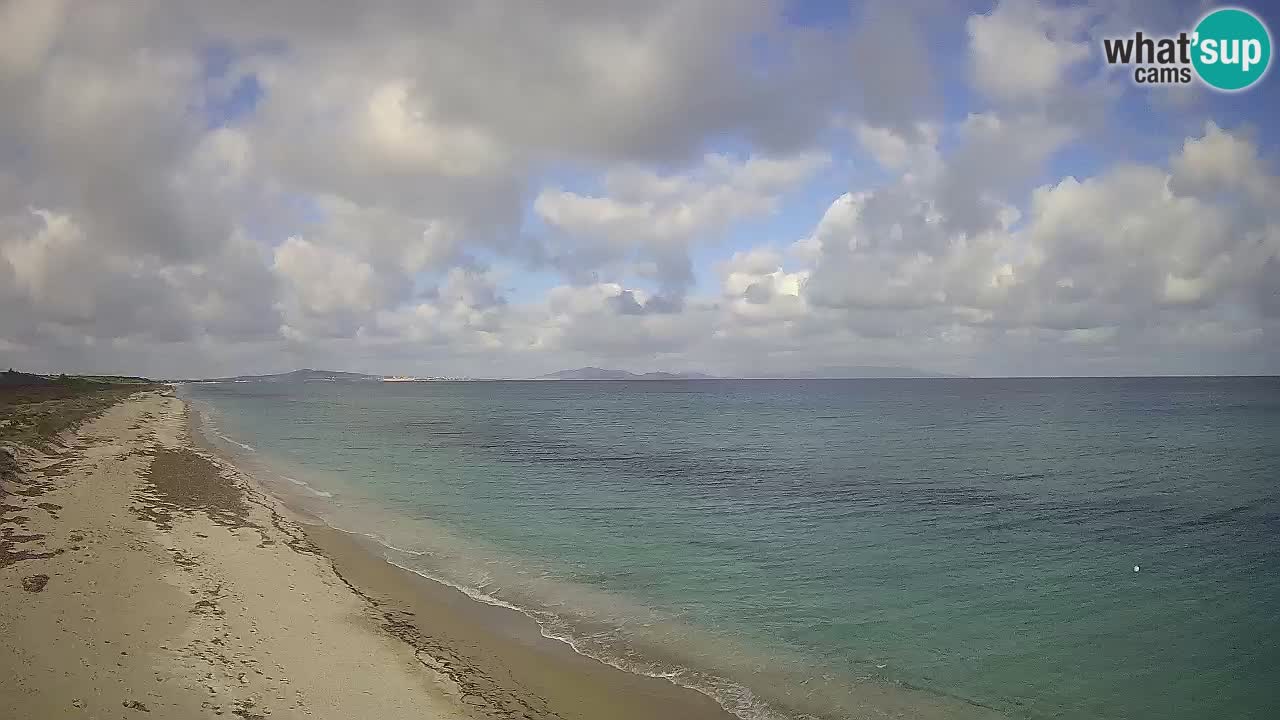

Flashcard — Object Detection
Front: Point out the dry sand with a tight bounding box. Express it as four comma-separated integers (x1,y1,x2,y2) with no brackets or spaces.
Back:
0,390,736,720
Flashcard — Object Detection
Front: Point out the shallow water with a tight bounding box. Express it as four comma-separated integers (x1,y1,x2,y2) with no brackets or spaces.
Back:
182,377,1280,720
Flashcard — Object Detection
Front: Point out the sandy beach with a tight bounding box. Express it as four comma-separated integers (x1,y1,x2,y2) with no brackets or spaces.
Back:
1,389,734,720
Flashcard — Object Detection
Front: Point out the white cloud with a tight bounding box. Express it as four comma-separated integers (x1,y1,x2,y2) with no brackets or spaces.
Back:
535,151,828,294
272,236,380,334
1170,121,1276,203
0,1,1275,378
968,0,1090,104
2,209,96,322
360,80,509,178
802,121,1279,375
373,268,508,350
720,249,810,325
855,123,940,172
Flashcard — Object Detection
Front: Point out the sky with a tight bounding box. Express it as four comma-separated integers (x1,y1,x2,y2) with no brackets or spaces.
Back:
0,0,1277,379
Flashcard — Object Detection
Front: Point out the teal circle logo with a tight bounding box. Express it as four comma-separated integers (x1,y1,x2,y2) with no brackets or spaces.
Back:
1192,7,1272,91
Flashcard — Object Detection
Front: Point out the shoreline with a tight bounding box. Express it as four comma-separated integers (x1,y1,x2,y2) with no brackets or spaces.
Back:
1,388,737,720
302,522,737,720
187,396,741,720
186,392,1011,720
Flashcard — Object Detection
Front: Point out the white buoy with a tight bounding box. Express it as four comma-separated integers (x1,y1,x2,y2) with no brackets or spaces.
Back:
1133,565,1140,572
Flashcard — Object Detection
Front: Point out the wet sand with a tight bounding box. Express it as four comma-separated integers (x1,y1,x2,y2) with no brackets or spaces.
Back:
303,523,736,720
0,389,735,719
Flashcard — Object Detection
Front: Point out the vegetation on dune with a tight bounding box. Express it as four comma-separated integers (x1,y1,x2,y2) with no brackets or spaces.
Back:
0,369,161,447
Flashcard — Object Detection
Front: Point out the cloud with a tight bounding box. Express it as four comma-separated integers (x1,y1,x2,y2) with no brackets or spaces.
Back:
535,151,828,294
3,209,99,325
0,0,66,80
271,236,381,339
540,282,715,360
849,0,942,138
719,248,810,325
1008,143,1278,329
372,268,510,352
854,122,941,172
968,0,1091,104
0,0,1275,378
309,197,466,277
1170,121,1276,203
801,121,1279,374
0,209,272,348
936,112,1077,234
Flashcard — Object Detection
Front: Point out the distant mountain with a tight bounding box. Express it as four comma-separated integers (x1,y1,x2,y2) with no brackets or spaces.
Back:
537,365,956,380
763,366,961,379
185,366,952,383
636,370,717,380
538,367,716,381
190,368,379,383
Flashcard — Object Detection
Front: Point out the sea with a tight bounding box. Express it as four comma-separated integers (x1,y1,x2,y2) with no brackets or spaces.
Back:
179,377,1280,720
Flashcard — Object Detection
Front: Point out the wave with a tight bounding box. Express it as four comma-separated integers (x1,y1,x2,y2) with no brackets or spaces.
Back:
208,427,257,453
185,400,259,455
280,475,334,498
188,399,335,500
319,521,798,720
318,521,430,558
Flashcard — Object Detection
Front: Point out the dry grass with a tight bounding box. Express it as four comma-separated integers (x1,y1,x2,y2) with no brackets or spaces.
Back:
1,382,159,448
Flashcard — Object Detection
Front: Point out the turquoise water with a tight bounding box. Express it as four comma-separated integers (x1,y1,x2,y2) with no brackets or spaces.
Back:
182,378,1280,720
